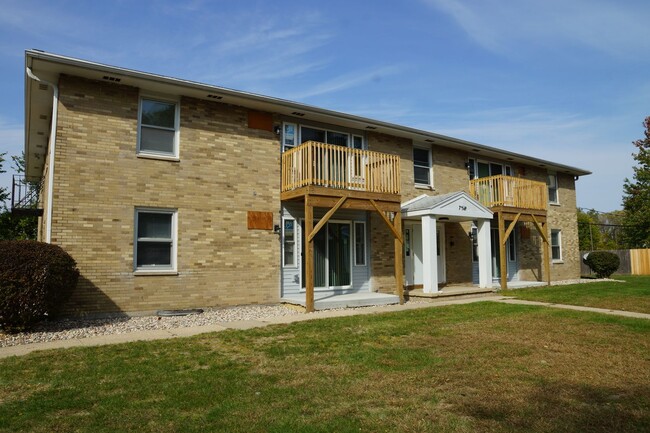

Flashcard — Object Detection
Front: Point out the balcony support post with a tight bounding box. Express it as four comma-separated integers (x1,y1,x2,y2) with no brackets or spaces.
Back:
394,211,404,304
304,198,315,313
498,212,508,290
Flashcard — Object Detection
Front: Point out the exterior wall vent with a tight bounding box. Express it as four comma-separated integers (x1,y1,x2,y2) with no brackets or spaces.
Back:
365,126,377,130
102,75,122,83
206,94,223,99
425,139,435,143
38,83,49,91
291,111,305,117
39,114,47,120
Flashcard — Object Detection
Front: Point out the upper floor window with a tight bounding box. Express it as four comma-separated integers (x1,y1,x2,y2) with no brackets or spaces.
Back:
547,174,559,204
283,123,296,152
281,123,366,152
138,97,179,158
468,158,512,179
413,146,432,187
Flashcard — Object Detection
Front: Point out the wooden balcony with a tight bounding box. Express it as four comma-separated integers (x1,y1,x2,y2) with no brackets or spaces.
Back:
281,141,400,200
469,174,547,213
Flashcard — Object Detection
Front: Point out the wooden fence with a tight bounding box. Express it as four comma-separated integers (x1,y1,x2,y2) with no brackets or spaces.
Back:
580,249,650,275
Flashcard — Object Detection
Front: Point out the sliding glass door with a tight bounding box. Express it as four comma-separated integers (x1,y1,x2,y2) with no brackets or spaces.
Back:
302,221,351,289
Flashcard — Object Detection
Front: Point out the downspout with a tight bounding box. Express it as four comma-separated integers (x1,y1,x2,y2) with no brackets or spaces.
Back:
26,67,58,244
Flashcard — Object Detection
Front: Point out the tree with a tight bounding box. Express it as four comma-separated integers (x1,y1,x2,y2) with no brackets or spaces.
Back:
0,152,8,205
577,209,601,250
622,116,650,247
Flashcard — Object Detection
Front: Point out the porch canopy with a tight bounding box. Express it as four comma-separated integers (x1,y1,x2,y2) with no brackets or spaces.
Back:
401,191,493,293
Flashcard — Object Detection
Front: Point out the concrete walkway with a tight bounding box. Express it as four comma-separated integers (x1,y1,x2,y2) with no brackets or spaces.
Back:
2,295,649,359
494,298,650,320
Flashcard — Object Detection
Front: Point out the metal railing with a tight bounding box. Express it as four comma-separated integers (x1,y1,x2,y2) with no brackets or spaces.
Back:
11,175,43,216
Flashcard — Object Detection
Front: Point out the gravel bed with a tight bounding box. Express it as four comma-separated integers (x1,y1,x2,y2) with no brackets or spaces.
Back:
0,304,300,348
550,278,624,286
0,279,620,348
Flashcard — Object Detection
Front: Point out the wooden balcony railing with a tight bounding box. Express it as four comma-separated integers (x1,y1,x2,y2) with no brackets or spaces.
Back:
281,141,400,195
469,174,547,211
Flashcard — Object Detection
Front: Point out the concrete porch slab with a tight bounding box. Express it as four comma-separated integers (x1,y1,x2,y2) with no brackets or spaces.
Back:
281,292,400,310
407,285,495,299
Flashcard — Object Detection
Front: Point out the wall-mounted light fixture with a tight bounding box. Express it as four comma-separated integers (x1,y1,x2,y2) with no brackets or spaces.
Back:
274,126,281,135
273,224,281,234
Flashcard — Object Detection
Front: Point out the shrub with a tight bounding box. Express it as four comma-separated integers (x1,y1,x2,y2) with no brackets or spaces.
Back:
0,240,79,331
584,251,620,278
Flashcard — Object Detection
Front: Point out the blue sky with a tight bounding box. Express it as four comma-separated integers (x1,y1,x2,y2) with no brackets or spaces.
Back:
1,0,649,212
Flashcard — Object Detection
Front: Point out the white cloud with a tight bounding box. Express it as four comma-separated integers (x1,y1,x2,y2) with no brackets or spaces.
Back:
421,0,650,58
287,65,406,100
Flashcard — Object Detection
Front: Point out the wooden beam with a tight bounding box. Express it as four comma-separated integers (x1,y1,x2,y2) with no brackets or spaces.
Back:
304,200,315,313
498,212,508,290
307,195,400,213
502,213,521,245
307,196,347,242
394,211,404,305
542,221,551,286
370,200,403,242
530,214,549,244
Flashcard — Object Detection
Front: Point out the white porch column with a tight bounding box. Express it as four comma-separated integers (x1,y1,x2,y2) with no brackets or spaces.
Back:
477,219,492,289
422,215,438,293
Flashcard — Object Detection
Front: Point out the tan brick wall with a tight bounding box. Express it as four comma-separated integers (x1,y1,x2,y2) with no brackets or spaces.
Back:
515,169,580,281
51,75,281,315
547,173,581,280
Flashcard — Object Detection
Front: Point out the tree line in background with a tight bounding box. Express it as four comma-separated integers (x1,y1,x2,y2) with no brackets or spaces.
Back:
0,152,38,240
578,116,650,251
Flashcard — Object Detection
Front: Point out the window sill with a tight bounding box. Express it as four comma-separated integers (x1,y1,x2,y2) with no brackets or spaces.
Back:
415,184,434,190
552,260,564,264
134,270,179,276
549,202,561,207
137,153,180,162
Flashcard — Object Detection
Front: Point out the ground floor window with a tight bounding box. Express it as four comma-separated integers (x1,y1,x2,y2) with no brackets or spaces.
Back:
354,222,366,266
551,229,562,262
134,208,177,271
283,218,296,267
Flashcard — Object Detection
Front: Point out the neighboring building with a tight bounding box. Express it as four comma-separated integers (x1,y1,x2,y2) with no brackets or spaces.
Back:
17,50,590,315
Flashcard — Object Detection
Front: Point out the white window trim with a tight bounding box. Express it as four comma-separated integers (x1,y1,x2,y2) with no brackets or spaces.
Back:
134,207,178,274
282,122,297,152
551,229,563,263
137,95,181,160
548,173,560,205
283,217,297,268
354,221,367,266
413,145,433,188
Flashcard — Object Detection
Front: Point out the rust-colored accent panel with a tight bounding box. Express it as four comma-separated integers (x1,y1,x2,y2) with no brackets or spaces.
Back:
247,110,273,131
247,211,273,230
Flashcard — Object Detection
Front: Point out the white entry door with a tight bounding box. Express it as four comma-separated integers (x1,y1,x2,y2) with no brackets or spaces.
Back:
404,222,445,286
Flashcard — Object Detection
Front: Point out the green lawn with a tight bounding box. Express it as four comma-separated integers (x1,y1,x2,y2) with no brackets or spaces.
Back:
1,302,649,433
502,275,650,314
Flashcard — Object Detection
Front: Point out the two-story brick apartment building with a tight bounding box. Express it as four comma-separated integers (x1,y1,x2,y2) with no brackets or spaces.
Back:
18,50,590,315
